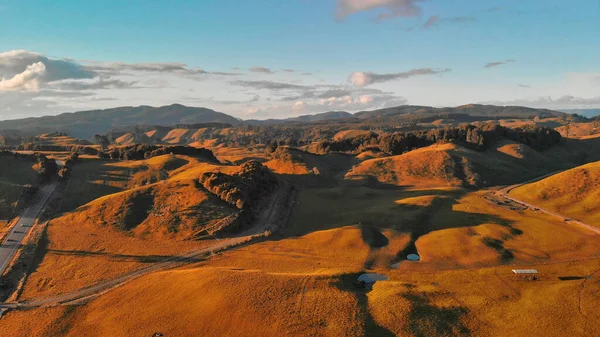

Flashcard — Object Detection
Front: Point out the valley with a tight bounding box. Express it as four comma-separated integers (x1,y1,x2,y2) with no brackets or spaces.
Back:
0,105,599,336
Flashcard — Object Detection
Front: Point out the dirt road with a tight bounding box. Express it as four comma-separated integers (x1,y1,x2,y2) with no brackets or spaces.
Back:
498,172,600,235
0,183,57,277
0,184,292,310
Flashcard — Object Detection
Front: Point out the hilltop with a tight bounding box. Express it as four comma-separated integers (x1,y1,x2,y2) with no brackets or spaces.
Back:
0,104,571,140
0,104,241,139
510,161,600,225
354,104,566,121
2,104,600,337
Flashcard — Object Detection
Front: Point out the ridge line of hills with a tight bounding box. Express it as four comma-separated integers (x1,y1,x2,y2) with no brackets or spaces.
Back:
0,103,583,139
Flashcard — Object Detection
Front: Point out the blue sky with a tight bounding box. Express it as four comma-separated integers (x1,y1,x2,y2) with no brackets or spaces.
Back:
0,0,599,119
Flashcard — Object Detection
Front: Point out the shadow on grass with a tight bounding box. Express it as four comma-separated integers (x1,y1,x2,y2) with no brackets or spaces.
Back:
46,249,203,264
334,273,395,337
558,276,587,281
402,291,471,337
59,160,136,213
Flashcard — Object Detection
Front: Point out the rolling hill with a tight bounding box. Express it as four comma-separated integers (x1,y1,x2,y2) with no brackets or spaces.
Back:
354,104,566,121
1,104,571,141
0,104,241,139
560,108,600,118
510,160,600,225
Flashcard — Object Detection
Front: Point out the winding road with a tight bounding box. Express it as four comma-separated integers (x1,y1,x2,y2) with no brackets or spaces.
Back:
497,172,600,235
0,183,57,277
0,184,292,310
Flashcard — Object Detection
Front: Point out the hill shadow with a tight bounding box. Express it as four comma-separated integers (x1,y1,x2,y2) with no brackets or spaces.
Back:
334,273,395,337
45,249,204,264
394,195,518,264
60,161,134,213
265,184,519,267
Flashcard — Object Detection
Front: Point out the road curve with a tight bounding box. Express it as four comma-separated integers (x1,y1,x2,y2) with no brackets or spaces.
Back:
0,184,291,310
498,171,600,235
0,183,57,277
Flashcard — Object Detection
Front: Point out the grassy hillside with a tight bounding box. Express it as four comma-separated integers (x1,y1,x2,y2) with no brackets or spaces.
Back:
2,126,600,336
354,104,564,120
344,141,569,188
3,187,600,336
0,104,240,138
510,161,600,225
17,154,281,301
0,157,38,220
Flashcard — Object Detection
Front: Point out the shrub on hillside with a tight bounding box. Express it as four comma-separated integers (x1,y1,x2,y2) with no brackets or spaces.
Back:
199,161,278,210
102,144,218,163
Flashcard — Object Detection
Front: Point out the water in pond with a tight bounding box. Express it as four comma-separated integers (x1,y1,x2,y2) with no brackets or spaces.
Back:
391,253,420,269
357,273,388,284
407,253,420,261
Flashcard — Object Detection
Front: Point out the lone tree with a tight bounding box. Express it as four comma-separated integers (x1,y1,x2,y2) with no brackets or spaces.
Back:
94,134,110,150
564,122,571,138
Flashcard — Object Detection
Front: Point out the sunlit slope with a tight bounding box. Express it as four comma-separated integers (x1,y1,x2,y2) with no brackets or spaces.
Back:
19,155,266,300
345,144,463,187
3,223,599,336
345,141,576,188
35,133,93,146
19,178,229,300
60,155,195,212
510,161,600,225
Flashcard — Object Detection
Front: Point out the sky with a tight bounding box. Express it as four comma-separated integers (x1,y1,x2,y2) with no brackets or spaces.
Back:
0,0,599,120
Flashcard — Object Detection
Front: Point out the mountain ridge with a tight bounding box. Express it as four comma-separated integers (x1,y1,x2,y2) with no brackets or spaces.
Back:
1,103,570,139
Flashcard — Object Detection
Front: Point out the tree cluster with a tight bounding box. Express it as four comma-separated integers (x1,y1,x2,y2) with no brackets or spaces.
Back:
98,145,218,163
58,152,79,181
199,161,278,210
34,154,58,183
16,143,99,155
313,123,561,155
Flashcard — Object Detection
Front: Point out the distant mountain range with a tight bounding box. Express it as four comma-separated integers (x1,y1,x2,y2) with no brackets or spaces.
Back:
247,111,354,125
353,104,565,120
559,109,600,118
0,104,241,139
0,103,571,139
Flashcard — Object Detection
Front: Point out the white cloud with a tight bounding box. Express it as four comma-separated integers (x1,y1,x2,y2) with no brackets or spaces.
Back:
0,50,97,92
249,66,274,74
246,107,260,115
336,0,423,21
293,101,308,114
0,61,46,91
484,59,516,68
349,68,450,86
359,95,375,104
422,15,440,29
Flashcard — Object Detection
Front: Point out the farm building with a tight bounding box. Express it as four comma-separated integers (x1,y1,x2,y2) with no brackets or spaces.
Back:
512,269,538,281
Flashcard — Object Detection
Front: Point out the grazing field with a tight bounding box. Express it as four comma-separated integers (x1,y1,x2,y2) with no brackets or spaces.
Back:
0,157,38,220
2,209,599,336
510,161,600,226
15,154,281,301
343,142,569,188
60,155,195,212
2,127,600,336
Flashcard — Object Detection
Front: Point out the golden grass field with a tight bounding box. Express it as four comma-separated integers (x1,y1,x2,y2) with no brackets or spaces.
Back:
510,160,600,226
1,141,600,336
2,185,599,336
16,154,244,301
